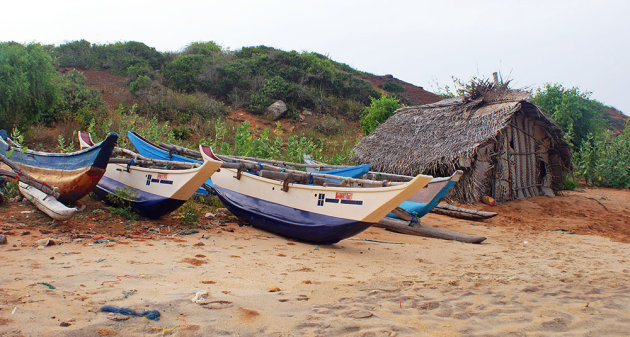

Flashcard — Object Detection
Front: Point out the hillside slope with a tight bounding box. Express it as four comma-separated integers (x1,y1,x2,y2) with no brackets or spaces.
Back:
604,107,629,133
360,74,443,105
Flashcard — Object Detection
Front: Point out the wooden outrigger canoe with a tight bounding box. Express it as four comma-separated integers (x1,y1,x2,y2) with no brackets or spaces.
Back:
0,130,117,203
198,145,433,244
79,132,222,218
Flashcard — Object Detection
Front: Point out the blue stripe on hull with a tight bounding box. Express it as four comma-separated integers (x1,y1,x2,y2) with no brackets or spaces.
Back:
128,131,211,194
0,132,117,171
95,176,185,219
213,185,372,244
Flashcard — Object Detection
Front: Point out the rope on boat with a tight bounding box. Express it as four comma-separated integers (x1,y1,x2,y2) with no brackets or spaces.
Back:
126,158,135,172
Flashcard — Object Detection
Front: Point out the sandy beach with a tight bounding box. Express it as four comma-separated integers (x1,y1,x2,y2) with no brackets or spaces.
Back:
1,188,629,336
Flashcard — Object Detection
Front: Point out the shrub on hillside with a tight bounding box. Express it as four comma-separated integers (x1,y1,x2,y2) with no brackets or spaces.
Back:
54,39,95,68
153,90,229,121
55,40,164,76
184,41,222,56
531,84,608,148
0,42,59,127
126,63,154,82
129,75,153,96
359,95,401,135
573,125,630,188
162,55,206,92
46,69,104,127
246,76,298,114
382,81,405,93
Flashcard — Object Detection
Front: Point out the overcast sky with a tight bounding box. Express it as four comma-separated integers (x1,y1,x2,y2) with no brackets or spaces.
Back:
2,0,629,115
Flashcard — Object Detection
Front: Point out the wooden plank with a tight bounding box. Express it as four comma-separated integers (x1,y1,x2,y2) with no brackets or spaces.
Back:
158,143,202,158
431,204,498,220
376,217,486,244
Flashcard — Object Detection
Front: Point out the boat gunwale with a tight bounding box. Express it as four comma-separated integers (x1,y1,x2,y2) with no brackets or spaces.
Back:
0,132,117,159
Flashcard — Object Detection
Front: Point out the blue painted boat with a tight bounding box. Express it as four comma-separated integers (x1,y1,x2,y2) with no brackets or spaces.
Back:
199,145,434,244
0,130,117,203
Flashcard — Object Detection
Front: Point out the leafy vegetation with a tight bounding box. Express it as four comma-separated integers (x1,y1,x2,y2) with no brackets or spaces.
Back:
47,69,105,127
5,127,28,158
359,95,401,135
53,41,378,120
530,84,629,188
572,124,630,188
106,186,140,220
54,40,164,76
1,180,18,198
531,84,608,148
57,134,74,153
382,81,405,93
176,200,201,226
0,43,107,129
0,43,58,128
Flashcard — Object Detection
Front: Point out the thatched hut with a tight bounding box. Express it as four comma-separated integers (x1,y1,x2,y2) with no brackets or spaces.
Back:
353,89,572,203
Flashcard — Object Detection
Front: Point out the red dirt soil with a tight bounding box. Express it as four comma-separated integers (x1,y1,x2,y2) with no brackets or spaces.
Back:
604,107,629,134
474,187,630,243
59,67,134,109
360,74,443,106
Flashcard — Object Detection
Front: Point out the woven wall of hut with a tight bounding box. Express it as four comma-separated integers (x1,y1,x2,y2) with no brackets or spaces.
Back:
491,111,555,201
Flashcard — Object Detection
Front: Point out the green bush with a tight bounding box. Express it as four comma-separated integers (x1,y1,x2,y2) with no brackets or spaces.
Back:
382,81,405,93
184,41,222,56
171,125,192,140
1,180,19,198
55,40,164,76
54,40,95,68
162,54,206,92
177,200,201,226
126,62,153,81
246,76,298,114
129,75,152,95
359,95,401,135
531,84,608,148
46,69,104,127
0,42,58,127
106,186,140,220
562,175,579,190
573,126,630,188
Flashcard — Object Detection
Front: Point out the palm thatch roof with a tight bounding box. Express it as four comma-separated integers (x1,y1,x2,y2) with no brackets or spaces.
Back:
353,89,572,201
